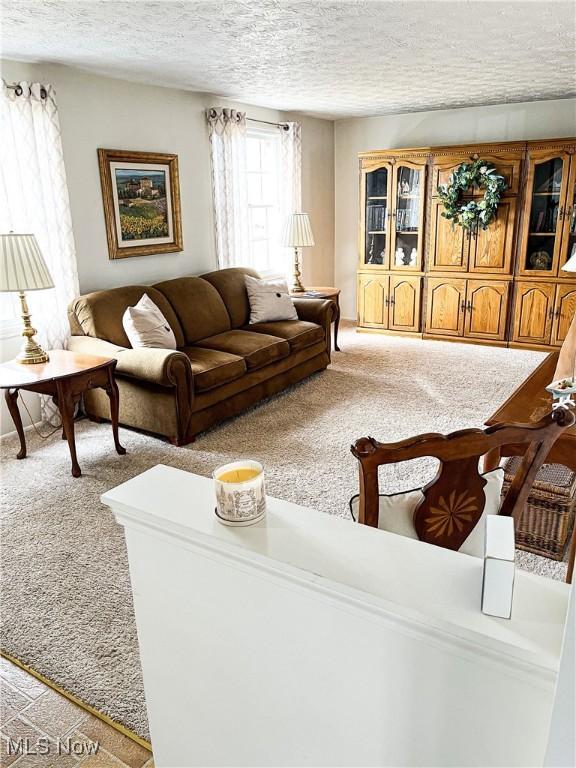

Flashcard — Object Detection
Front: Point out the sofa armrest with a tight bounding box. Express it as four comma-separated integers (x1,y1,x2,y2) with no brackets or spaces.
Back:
67,335,192,389
292,297,334,326
292,298,334,359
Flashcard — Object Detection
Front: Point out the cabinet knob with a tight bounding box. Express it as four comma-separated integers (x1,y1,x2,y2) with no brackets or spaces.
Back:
466,301,473,312
460,300,467,313
558,206,565,221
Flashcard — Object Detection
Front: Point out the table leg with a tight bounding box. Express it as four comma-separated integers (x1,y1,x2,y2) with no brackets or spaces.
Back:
105,366,126,456
333,300,341,352
567,526,575,585
4,388,26,459
483,447,501,473
56,381,82,478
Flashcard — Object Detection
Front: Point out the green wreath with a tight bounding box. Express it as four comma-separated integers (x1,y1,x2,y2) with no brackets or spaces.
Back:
437,159,507,231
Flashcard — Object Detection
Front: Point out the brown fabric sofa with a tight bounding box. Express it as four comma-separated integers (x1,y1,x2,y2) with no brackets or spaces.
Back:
67,267,333,444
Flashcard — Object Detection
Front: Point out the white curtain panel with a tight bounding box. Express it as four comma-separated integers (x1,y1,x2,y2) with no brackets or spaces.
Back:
0,80,79,421
279,121,302,216
279,122,302,277
206,108,250,269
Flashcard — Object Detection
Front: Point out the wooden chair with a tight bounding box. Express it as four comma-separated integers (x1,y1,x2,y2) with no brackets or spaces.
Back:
351,407,575,582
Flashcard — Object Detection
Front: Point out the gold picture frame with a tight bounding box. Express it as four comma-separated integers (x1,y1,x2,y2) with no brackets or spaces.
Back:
98,148,183,260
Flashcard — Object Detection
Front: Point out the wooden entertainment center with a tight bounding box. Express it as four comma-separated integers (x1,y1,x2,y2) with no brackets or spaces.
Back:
357,138,576,350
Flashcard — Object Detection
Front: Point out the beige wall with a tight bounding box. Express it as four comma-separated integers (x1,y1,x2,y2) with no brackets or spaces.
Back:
0,60,334,294
335,98,576,318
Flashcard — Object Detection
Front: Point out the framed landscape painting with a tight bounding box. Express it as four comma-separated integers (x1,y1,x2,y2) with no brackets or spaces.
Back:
98,148,183,259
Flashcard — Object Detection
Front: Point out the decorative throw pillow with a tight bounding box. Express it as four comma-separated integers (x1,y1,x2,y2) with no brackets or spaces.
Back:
245,275,298,324
349,468,504,558
122,293,177,349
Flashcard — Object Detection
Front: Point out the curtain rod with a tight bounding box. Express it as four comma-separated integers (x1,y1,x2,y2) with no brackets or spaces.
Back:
247,117,290,131
4,82,48,98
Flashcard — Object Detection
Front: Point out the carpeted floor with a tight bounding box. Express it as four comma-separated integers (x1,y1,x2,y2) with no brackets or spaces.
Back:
0,325,566,741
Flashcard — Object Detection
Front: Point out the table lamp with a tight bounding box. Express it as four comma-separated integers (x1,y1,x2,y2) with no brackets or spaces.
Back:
561,244,576,274
281,213,315,293
0,233,54,364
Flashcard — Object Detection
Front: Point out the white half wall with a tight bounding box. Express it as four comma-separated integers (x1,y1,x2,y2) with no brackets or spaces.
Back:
0,60,334,294
335,98,576,318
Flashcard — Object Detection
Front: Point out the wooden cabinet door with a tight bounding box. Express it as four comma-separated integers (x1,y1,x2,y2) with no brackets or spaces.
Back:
512,282,556,345
357,274,389,328
551,285,576,346
464,280,509,341
389,161,426,272
432,152,523,196
429,201,469,271
469,198,516,274
559,154,576,277
361,163,394,270
388,276,421,332
517,150,572,278
425,278,466,337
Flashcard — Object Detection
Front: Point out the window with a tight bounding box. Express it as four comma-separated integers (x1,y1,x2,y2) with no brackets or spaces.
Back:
246,127,284,274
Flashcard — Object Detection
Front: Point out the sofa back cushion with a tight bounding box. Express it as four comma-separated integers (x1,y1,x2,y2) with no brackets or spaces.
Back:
69,285,185,348
201,267,260,329
154,276,231,344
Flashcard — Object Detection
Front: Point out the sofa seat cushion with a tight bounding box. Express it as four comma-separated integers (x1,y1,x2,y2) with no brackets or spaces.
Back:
182,346,247,392
244,320,324,352
197,330,290,371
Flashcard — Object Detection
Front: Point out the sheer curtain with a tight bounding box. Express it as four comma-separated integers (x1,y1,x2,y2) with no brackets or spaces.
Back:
279,121,302,220
206,108,250,269
278,121,302,279
207,109,302,275
0,80,79,420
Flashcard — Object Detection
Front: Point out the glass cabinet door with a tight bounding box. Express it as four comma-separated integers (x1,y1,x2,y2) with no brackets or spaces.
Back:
390,163,425,270
559,156,576,277
519,152,570,276
363,166,391,267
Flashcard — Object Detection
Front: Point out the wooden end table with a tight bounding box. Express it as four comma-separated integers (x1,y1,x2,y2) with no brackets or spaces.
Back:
0,350,126,478
484,351,576,582
291,287,341,351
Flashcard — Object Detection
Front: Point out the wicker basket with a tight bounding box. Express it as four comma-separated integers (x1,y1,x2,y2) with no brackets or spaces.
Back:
501,458,576,560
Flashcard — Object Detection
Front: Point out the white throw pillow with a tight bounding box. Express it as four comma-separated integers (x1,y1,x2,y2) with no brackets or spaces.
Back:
122,293,177,349
245,275,298,324
349,468,504,558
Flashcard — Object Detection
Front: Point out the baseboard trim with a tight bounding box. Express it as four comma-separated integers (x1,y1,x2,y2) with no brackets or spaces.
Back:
0,420,44,441
0,649,152,753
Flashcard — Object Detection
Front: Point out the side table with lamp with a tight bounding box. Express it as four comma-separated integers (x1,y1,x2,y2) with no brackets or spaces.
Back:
0,233,125,477
282,213,341,351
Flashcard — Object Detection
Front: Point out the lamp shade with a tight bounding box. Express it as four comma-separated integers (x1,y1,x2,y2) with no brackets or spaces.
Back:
0,233,54,292
281,213,315,248
561,246,576,273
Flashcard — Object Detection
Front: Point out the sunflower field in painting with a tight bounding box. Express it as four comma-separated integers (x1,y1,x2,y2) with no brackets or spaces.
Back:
115,169,169,241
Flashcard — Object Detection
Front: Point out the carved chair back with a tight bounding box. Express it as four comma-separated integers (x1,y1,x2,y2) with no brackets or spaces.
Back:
351,408,575,551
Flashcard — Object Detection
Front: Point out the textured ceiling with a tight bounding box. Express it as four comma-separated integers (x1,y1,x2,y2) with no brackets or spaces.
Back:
1,0,575,119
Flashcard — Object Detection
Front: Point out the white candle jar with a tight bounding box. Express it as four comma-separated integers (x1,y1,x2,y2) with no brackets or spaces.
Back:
213,460,266,526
